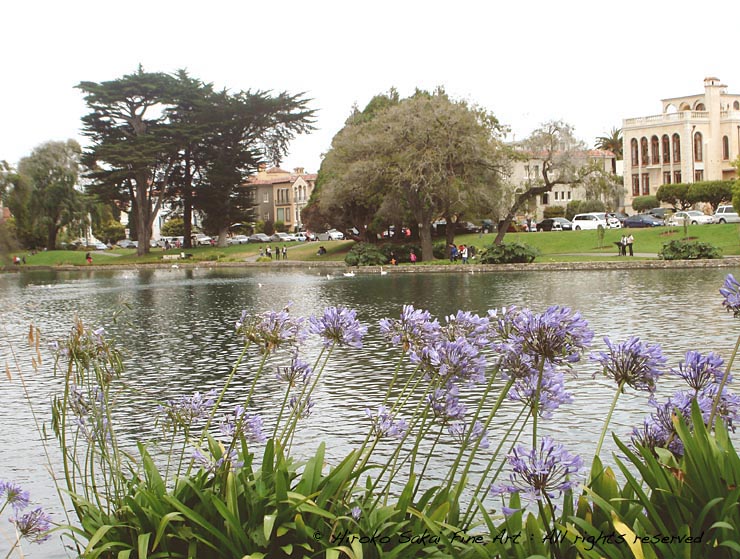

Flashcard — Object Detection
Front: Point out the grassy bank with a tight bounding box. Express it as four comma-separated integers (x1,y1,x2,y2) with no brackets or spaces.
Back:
6,223,740,268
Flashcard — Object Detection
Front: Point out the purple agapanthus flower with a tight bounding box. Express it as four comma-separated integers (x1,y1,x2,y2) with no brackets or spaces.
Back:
158,389,218,431
219,405,266,443
410,337,486,387
671,350,727,392
508,367,573,418
289,394,315,419
498,350,539,381
591,336,666,393
192,447,244,472
720,274,740,317
490,437,583,503
379,305,440,351
427,385,467,423
237,306,307,354
365,405,408,439
700,384,740,431
441,310,490,348
309,306,367,349
447,420,490,449
276,353,313,387
0,480,30,512
10,507,52,543
350,506,362,520
509,306,593,366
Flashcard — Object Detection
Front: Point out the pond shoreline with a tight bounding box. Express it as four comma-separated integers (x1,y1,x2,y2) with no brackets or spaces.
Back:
4,256,740,274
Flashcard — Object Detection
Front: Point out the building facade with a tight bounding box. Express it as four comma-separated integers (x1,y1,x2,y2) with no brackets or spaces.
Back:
623,77,740,211
244,166,316,231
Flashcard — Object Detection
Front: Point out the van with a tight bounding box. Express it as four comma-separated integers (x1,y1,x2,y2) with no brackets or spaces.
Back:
714,205,740,224
571,213,608,230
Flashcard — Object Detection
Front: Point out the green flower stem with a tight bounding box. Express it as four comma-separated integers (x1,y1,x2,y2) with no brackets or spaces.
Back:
709,333,740,427
272,385,293,440
532,359,545,447
594,379,626,458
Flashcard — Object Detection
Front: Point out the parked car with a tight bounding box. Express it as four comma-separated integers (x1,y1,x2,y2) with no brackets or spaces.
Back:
668,210,715,226
227,235,250,245
623,214,664,228
270,232,297,242
714,204,740,224
606,212,629,226
295,232,308,242
191,234,214,246
647,207,673,221
248,233,271,243
318,229,345,241
571,213,609,230
90,242,109,250
116,239,138,249
536,217,572,232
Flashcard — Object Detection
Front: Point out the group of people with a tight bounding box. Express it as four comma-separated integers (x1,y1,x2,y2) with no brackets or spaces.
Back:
618,234,635,256
259,245,288,260
448,243,471,263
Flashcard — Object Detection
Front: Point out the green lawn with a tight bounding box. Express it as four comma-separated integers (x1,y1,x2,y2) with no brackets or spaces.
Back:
6,223,740,268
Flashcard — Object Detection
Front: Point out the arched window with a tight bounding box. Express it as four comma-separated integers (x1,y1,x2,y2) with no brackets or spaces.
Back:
695,103,706,111
631,138,639,167
735,101,740,110
723,136,730,160
662,135,670,163
651,136,660,164
694,131,703,162
673,133,681,163
641,137,649,166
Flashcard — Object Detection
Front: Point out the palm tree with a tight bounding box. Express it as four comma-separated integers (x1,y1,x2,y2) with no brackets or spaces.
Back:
595,127,623,174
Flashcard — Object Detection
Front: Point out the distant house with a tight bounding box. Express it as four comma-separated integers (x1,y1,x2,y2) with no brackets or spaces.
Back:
622,77,740,212
244,166,317,231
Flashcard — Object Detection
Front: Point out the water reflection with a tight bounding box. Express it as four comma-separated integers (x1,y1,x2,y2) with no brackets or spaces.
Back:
1,266,739,557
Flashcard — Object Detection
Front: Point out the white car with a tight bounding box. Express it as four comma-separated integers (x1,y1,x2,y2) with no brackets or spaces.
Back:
318,229,345,241
668,210,715,226
191,234,214,246
571,213,606,230
714,205,740,224
227,235,250,245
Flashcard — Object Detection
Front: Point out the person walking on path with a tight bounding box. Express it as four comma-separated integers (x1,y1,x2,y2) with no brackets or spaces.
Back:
626,234,634,256
410,250,417,264
282,245,287,260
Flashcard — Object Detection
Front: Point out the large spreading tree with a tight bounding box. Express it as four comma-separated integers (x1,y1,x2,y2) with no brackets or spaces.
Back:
309,89,509,260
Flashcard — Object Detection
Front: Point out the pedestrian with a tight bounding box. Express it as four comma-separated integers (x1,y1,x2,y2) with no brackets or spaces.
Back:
282,245,287,260
266,246,272,259
86,252,92,265
410,250,417,264
626,234,634,256
619,235,627,256
461,244,469,264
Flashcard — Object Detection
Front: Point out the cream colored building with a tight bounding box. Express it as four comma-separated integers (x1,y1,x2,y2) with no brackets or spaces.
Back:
623,77,740,211
244,166,316,231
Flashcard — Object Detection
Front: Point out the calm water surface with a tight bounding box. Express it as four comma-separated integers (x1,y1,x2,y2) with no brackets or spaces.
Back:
1,266,739,557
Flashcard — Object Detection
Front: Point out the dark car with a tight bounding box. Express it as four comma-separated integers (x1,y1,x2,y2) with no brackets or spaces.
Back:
536,217,572,232
623,214,664,228
606,212,629,226
647,207,672,221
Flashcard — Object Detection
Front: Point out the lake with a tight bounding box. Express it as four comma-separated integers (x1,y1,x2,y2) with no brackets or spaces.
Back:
1,265,739,557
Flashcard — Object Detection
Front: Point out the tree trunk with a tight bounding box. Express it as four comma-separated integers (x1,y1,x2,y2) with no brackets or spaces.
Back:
217,224,228,247
419,222,434,262
135,179,150,256
183,148,193,249
47,223,57,250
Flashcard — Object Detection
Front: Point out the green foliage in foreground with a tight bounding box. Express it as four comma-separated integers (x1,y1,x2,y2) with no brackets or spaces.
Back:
659,239,722,260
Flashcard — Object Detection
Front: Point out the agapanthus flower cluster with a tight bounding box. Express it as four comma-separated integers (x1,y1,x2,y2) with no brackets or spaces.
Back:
591,336,667,393
276,353,313,387
366,405,408,439
49,320,123,381
508,367,573,419
490,437,583,504
410,337,486,387
1,481,51,544
158,389,217,432
67,386,110,442
236,306,307,354
440,311,490,348
447,420,490,449
192,446,244,472
219,405,266,443
309,306,367,348
289,394,315,419
670,350,727,392
720,273,740,317
508,306,593,366
379,304,440,352
427,385,467,423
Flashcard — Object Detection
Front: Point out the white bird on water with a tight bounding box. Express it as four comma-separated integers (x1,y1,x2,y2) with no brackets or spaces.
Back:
379,267,388,276
343,271,355,277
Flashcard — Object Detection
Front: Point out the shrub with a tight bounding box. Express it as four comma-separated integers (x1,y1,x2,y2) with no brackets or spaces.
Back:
479,242,538,264
660,239,722,260
344,242,387,266
161,217,185,237
543,205,565,218
632,195,659,213
379,242,420,264
433,241,447,259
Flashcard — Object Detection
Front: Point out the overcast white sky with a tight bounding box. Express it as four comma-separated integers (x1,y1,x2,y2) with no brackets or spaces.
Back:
2,0,738,173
